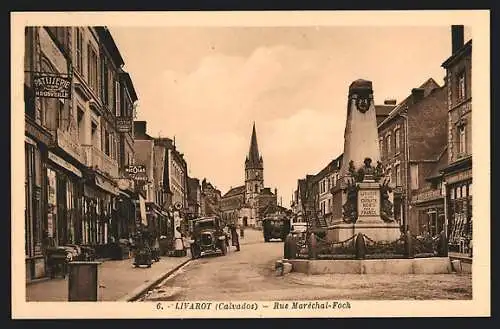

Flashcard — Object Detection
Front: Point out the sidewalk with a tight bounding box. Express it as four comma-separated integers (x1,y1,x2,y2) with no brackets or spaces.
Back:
26,255,190,302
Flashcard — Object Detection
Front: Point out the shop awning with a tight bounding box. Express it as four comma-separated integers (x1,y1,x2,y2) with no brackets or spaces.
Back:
95,175,119,196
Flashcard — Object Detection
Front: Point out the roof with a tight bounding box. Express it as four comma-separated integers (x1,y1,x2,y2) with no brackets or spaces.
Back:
222,185,246,198
95,27,124,68
441,39,472,68
378,78,440,128
315,153,343,179
426,146,448,181
260,188,275,196
375,104,396,125
120,70,138,102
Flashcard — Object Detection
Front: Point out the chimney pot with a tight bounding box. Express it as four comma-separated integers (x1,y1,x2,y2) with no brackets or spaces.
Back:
452,25,465,55
384,99,397,105
411,88,425,103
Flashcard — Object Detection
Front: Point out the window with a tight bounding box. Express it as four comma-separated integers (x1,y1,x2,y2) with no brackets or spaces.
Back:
450,188,455,200
386,134,392,155
395,164,401,186
101,56,109,104
91,122,98,147
457,71,466,101
395,128,401,153
410,164,419,190
75,28,83,74
468,183,472,196
87,45,99,92
77,107,85,144
379,137,384,157
458,124,467,155
115,80,121,117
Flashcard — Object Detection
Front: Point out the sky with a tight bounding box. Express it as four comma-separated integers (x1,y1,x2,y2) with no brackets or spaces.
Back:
109,26,472,207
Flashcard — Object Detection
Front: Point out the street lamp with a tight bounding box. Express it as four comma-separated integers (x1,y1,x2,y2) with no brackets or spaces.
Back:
398,111,410,233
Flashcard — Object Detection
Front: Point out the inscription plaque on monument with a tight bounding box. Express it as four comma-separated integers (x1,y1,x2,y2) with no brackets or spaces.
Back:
358,189,380,216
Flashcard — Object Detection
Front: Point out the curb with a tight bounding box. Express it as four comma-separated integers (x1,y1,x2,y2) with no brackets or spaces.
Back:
119,257,192,302
449,255,472,264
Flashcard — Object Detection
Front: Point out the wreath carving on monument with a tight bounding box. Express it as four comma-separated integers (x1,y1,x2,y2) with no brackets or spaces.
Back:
355,93,371,113
342,178,359,224
380,180,395,223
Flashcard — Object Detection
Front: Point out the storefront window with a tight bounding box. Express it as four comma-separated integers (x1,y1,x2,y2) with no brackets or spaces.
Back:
47,168,57,242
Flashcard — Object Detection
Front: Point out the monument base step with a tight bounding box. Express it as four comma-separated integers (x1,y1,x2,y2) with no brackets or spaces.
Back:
326,222,402,243
286,257,453,275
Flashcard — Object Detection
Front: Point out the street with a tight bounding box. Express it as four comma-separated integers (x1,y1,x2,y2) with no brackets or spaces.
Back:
141,229,472,301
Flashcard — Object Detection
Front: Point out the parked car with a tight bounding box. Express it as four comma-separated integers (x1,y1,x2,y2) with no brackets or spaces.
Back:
189,217,228,259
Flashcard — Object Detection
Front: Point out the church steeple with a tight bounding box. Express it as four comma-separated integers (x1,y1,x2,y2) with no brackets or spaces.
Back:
246,122,263,169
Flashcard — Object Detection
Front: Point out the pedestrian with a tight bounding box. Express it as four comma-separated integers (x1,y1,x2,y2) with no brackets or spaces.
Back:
230,224,240,251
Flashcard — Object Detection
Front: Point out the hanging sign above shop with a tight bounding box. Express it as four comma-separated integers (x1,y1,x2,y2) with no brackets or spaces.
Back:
33,73,72,99
125,165,146,176
116,117,133,133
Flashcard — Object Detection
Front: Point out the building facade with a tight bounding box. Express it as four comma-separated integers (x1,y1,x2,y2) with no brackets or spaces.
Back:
316,155,342,227
187,177,202,220
24,26,139,281
441,26,473,254
201,178,222,217
377,78,447,233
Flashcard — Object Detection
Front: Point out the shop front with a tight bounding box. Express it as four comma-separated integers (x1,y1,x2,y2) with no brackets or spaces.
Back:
82,171,120,258
444,164,472,254
25,117,53,281
411,185,445,237
46,151,84,248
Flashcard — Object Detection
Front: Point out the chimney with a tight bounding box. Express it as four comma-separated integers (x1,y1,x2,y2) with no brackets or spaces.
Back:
384,99,397,105
411,88,425,104
134,121,147,135
452,25,464,55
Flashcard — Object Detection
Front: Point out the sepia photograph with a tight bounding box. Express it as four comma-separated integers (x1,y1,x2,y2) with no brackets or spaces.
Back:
11,11,490,318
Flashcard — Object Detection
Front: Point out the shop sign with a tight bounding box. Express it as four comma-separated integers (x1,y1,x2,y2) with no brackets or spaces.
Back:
116,117,133,133
48,152,82,178
414,188,443,203
125,165,146,176
33,74,71,99
446,169,472,184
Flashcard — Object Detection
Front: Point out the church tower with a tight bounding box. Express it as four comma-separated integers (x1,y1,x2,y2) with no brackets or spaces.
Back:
245,122,264,206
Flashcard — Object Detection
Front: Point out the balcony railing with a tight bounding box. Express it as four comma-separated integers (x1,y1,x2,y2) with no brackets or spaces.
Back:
82,145,119,178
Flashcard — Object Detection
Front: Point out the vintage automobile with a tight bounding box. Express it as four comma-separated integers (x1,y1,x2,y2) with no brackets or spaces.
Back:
189,217,228,259
263,216,291,242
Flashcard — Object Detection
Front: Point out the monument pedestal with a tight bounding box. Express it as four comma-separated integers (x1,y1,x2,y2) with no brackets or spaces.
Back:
327,222,402,243
328,181,401,243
